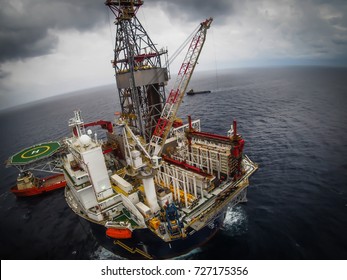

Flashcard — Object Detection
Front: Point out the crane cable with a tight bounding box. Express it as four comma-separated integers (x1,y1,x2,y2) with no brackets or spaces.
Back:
211,28,220,90
167,25,200,67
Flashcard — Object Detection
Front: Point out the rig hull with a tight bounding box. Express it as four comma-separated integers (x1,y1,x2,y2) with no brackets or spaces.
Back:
88,209,226,259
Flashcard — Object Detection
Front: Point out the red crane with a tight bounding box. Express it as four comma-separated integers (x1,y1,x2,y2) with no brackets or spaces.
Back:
148,18,213,157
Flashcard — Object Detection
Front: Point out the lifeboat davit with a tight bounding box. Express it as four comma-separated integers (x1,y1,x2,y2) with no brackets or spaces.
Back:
106,228,132,239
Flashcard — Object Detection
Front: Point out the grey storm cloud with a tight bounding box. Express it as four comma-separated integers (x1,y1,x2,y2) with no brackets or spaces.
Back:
1,0,347,65
148,0,233,23
0,0,108,63
0,0,232,63
0,68,10,79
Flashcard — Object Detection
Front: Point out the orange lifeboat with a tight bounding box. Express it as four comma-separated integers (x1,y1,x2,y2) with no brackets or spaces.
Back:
106,228,132,239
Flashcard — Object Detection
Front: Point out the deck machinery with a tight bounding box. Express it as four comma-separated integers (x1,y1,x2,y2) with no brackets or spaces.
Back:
63,0,258,259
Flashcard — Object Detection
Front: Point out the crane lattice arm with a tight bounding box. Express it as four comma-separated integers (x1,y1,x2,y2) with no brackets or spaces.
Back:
148,18,213,157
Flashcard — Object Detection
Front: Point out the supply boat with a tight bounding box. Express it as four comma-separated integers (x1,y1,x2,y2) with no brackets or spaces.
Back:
63,0,258,259
6,141,66,197
10,172,66,197
186,89,211,95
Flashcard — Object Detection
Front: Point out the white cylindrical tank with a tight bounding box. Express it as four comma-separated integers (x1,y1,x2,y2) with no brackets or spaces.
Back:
142,177,160,213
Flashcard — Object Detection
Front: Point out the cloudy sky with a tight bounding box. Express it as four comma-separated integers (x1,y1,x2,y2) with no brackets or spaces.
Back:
1,0,347,110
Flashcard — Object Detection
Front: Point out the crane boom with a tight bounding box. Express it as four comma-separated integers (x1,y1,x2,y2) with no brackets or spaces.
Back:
148,18,213,157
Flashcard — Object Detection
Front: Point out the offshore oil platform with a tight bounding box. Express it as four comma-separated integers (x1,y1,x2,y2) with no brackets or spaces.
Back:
63,0,258,259
7,0,258,259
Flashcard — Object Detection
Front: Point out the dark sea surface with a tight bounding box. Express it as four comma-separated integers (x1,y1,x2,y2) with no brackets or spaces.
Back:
1,66,347,260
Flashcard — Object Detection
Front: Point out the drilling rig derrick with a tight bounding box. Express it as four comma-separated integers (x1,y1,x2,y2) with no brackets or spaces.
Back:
106,0,169,142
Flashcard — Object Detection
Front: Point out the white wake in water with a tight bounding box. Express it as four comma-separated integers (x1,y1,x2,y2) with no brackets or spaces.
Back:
221,205,248,236
90,246,125,260
174,247,203,260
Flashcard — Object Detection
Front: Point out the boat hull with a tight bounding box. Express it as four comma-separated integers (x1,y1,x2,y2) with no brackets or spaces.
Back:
88,209,227,259
186,90,211,95
10,174,66,197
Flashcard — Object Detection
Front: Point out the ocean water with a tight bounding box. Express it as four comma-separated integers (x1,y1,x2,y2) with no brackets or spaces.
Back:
1,66,347,260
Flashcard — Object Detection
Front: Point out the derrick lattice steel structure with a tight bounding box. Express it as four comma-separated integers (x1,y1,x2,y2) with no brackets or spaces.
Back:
106,0,169,142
